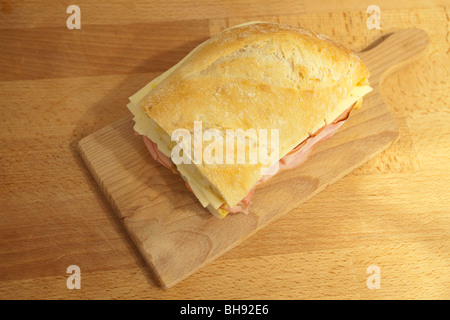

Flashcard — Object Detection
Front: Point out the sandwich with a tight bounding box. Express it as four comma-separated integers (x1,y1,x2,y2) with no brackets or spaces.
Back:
127,22,372,218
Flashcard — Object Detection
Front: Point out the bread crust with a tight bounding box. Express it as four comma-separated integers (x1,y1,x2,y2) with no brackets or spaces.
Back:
138,22,370,207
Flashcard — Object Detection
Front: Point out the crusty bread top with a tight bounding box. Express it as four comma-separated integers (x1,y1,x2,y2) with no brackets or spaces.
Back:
139,22,370,207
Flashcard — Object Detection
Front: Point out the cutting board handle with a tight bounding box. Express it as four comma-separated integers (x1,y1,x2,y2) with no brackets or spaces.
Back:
359,28,429,85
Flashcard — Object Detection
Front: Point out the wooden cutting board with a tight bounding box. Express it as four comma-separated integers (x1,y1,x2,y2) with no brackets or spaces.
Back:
78,28,428,289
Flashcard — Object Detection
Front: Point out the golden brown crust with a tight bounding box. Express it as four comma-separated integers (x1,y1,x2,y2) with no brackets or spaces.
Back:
138,22,370,207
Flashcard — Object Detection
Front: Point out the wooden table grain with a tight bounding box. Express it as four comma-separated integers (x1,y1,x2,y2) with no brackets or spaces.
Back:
1,0,449,299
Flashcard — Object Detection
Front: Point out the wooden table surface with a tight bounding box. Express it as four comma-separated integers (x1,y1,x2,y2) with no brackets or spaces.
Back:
1,0,449,300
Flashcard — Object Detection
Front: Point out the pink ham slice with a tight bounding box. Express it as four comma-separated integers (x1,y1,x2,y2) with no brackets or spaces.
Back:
141,103,355,214
142,136,174,170
254,116,347,186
